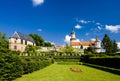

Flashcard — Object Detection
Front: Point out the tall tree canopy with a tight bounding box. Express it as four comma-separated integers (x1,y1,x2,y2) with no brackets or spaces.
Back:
29,34,44,46
112,40,118,53
44,42,54,47
0,32,7,40
102,34,118,54
0,32,8,49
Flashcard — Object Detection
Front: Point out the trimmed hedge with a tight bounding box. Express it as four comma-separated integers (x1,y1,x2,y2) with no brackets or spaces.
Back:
88,57,120,69
22,60,53,74
0,52,23,81
53,56,80,62
84,63,120,75
0,53,53,81
81,55,120,69
57,62,83,65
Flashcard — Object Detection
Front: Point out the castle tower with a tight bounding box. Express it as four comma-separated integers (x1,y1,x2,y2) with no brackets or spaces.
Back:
70,28,76,46
94,37,101,53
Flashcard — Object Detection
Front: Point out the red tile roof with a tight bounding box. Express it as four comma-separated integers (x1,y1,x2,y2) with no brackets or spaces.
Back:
71,41,94,46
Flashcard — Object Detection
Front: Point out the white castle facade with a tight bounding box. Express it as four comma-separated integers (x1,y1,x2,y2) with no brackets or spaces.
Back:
70,28,101,53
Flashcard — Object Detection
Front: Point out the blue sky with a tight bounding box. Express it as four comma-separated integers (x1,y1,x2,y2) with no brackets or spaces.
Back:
0,0,120,46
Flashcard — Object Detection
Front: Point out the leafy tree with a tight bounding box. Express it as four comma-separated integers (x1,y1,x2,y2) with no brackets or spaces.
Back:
25,45,36,56
80,45,83,49
84,46,94,54
61,44,74,54
0,32,8,50
29,34,44,46
44,42,54,47
102,34,113,54
112,40,118,53
0,32,7,40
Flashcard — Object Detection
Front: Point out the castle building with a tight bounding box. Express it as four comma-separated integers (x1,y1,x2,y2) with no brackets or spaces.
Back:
9,32,35,52
70,28,101,53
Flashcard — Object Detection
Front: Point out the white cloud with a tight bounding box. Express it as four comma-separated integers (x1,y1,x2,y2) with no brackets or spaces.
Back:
105,25,120,33
32,0,44,6
78,19,94,24
64,35,71,44
79,20,88,24
75,24,82,29
96,22,101,25
117,42,120,48
97,26,102,30
76,39,80,42
90,38,96,41
37,29,42,32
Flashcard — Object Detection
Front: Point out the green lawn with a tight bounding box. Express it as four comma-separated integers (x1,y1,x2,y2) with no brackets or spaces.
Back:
14,63,120,81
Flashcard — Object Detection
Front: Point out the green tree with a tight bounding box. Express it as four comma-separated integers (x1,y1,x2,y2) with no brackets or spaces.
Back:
0,32,7,40
29,34,44,46
25,45,36,56
0,32,8,50
44,42,54,47
80,45,83,49
102,34,113,54
84,46,94,54
112,40,118,53
62,44,74,54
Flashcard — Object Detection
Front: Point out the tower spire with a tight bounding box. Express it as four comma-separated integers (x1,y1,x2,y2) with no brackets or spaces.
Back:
71,27,75,34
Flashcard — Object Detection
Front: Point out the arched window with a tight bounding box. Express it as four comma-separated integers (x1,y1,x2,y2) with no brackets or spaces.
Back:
14,45,17,49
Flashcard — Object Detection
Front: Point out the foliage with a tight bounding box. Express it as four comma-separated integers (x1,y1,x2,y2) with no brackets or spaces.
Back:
0,51,23,81
25,45,37,56
84,46,94,54
81,56,120,69
29,34,44,46
102,34,118,54
112,40,118,53
61,44,75,54
22,60,53,74
57,62,82,65
44,42,54,47
14,64,120,81
0,32,8,50
0,32,7,40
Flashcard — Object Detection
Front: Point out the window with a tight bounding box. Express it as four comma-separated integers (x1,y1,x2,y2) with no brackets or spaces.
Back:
21,39,23,44
14,46,17,49
25,40,27,45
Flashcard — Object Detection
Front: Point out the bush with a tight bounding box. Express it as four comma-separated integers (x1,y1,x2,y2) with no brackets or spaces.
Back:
0,52,53,81
88,56,120,69
21,57,53,74
84,63,120,75
81,56,120,69
0,52,23,81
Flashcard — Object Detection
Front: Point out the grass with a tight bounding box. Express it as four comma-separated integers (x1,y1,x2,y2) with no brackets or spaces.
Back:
14,63,120,81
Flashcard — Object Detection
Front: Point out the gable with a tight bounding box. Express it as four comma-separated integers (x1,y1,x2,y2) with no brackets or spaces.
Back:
10,32,34,43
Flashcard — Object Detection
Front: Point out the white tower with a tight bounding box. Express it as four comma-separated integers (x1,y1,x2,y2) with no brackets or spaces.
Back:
70,28,76,45
94,37,101,53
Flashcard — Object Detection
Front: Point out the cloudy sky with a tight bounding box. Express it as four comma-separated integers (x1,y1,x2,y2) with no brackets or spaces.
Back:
0,0,120,47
